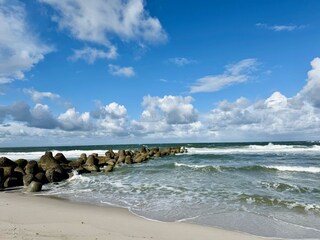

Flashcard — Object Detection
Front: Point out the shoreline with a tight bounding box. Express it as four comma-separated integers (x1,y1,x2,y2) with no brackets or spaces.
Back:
0,191,271,240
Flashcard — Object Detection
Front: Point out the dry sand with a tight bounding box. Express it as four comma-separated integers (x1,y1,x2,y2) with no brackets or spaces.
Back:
0,192,270,240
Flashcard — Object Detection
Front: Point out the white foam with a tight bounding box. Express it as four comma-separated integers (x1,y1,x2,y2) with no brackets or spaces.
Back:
186,143,320,155
174,162,221,171
265,165,320,173
67,170,92,183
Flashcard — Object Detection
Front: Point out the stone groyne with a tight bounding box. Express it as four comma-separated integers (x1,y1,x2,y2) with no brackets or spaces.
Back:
0,146,187,192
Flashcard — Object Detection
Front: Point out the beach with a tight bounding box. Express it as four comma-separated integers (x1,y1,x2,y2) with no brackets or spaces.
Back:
0,192,265,240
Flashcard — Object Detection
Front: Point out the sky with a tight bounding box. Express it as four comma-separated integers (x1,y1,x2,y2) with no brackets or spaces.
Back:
0,0,320,147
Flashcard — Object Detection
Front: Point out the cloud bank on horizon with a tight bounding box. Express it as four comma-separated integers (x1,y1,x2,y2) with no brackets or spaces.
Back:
0,0,320,146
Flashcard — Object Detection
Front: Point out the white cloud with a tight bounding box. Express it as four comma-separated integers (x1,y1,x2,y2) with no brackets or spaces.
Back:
69,46,118,63
190,58,258,93
39,0,167,47
168,57,195,66
256,23,303,32
108,64,135,77
141,95,198,124
24,88,61,102
2,58,320,144
0,0,52,83
296,57,320,107
58,108,92,131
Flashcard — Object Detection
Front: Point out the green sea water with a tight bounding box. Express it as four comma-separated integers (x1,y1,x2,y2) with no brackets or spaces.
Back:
1,141,320,239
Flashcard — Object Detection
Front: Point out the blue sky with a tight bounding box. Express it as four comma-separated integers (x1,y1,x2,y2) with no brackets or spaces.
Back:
0,0,320,146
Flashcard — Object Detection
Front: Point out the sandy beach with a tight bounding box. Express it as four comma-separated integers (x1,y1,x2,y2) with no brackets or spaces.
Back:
0,192,268,240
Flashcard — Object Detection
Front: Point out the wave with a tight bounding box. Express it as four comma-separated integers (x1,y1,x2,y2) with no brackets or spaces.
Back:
260,181,320,194
174,162,221,172
186,143,320,155
265,165,320,173
239,193,320,214
174,163,320,174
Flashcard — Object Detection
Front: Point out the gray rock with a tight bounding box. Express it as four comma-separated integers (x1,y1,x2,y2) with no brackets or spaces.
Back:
25,161,39,175
23,174,35,186
34,172,48,184
14,166,25,176
45,167,68,183
104,165,114,173
0,168,3,188
54,153,70,164
68,158,85,169
80,153,87,161
125,155,132,164
1,166,13,179
0,157,17,168
39,152,60,171
4,177,21,188
15,159,28,169
27,181,42,192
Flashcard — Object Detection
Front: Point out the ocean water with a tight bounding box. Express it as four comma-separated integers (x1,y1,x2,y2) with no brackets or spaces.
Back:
1,142,320,239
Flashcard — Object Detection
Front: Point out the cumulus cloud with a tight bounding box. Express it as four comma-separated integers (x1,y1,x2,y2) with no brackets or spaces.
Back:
39,0,167,47
0,0,52,83
108,64,135,77
58,108,92,131
0,102,57,129
2,58,320,144
141,95,198,124
69,46,118,63
296,57,320,107
190,58,258,93
168,57,195,66
24,88,61,102
92,102,129,136
256,23,304,32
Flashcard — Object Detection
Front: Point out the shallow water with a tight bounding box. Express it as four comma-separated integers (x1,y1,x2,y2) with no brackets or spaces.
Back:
1,142,320,239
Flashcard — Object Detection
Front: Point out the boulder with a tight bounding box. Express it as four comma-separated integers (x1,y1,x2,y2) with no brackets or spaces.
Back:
1,166,13,179
4,177,21,188
83,155,99,172
160,148,171,156
105,150,115,159
0,168,3,188
0,157,17,168
15,159,28,169
23,174,35,186
45,167,68,183
133,153,146,163
75,166,90,175
117,150,126,164
97,156,107,166
14,166,25,176
106,159,115,166
125,155,132,164
68,158,85,169
27,181,42,192
104,165,114,173
12,167,24,185
25,161,39,175
140,146,147,154
39,152,60,171
85,155,98,166
54,153,70,164
34,172,48,184
80,153,87,161
82,164,99,172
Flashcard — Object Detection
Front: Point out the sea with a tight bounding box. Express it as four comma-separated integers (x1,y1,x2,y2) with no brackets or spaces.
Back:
1,141,320,239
